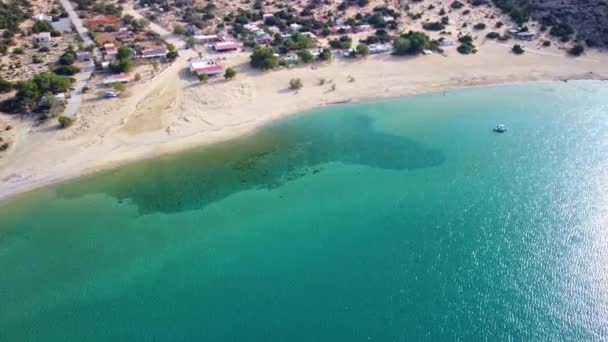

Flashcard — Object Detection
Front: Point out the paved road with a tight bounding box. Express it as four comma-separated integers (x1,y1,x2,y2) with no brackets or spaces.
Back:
57,0,100,118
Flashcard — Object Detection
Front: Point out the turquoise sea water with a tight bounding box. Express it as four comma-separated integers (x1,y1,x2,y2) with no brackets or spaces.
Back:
1,81,608,340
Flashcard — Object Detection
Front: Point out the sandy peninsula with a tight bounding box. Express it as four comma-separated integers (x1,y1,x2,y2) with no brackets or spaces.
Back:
1,35,607,201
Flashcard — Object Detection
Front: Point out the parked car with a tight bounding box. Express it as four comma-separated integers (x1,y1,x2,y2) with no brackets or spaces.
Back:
104,91,117,98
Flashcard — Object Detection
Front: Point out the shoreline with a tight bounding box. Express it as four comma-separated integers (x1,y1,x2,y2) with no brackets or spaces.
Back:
2,38,608,204
0,77,606,204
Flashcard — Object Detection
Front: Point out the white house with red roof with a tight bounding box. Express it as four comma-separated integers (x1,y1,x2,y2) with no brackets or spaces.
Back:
103,43,118,61
188,59,224,77
103,73,129,85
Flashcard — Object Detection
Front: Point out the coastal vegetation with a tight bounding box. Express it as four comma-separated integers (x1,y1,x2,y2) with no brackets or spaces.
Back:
457,35,477,54
58,115,74,128
422,22,445,31
289,78,303,90
2,72,74,114
250,46,279,69
0,0,32,33
490,0,608,47
512,44,525,54
329,35,352,50
356,44,370,58
392,31,432,55
297,50,314,63
109,46,134,73
224,67,236,80
568,44,585,56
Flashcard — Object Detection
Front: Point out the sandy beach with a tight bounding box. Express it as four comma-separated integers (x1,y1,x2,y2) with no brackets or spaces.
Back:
1,39,607,201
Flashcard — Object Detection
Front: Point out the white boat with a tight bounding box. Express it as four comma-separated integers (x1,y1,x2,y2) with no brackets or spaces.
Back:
493,124,506,133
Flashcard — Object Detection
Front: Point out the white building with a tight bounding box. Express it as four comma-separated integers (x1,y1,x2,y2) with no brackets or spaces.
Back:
32,14,53,22
188,59,225,76
34,32,52,46
369,44,393,54
290,23,303,32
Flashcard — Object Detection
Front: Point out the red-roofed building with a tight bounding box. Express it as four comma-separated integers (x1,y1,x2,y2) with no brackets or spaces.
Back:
103,43,118,61
211,41,238,52
188,59,225,76
103,73,129,85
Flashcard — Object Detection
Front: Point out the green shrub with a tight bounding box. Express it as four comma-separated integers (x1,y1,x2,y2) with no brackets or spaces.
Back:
512,44,525,54
450,1,464,9
173,24,186,35
224,67,236,80
422,22,445,31
53,65,80,75
58,116,74,128
393,31,431,55
297,49,314,63
568,44,585,56
289,78,302,90
356,43,370,57
198,73,209,83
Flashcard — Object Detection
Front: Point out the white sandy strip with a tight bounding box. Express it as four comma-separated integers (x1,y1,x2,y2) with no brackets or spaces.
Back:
489,41,599,63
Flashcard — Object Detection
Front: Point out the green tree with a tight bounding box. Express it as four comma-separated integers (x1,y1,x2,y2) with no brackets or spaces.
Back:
32,20,54,33
109,58,133,73
408,31,431,53
393,37,412,55
198,73,209,83
356,43,370,57
250,46,279,69
59,50,76,65
166,43,178,60
14,80,40,108
117,46,132,60
32,72,74,93
173,24,186,35
224,67,236,80
329,35,352,49
319,48,332,61
110,81,126,93
297,49,314,63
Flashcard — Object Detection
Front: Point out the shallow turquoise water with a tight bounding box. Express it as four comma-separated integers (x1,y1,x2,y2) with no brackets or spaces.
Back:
1,81,608,340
